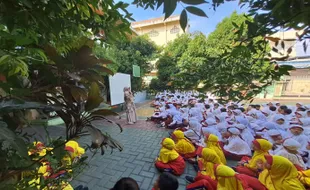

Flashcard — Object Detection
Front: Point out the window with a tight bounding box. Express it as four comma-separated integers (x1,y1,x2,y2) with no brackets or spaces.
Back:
170,26,180,34
148,30,159,37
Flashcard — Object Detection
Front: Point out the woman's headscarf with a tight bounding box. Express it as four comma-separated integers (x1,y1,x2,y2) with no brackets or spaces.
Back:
225,128,252,156
261,107,271,117
245,139,272,170
235,116,250,127
215,165,244,190
283,138,301,152
264,122,277,130
204,118,217,126
233,109,243,116
259,155,305,190
200,148,222,179
255,112,268,126
173,130,195,155
158,138,179,164
189,119,202,134
295,111,307,118
235,124,254,147
205,134,227,164
265,129,282,143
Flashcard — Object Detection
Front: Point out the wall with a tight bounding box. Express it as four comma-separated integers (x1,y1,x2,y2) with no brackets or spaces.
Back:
134,21,185,46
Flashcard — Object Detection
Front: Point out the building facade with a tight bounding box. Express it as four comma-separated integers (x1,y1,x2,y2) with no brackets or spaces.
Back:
131,15,189,46
257,30,310,98
131,15,189,85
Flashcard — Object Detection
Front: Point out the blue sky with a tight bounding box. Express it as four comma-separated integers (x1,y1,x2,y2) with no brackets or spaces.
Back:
120,0,248,35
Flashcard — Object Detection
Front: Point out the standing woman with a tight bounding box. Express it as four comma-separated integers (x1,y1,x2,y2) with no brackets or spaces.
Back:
124,87,137,125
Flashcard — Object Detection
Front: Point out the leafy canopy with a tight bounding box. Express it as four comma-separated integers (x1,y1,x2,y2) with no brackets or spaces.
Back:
95,35,159,92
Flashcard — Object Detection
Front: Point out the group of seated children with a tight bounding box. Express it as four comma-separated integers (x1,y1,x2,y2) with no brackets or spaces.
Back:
151,90,310,190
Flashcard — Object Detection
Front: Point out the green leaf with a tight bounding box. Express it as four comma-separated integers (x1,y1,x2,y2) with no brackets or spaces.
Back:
157,0,164,9
85,82,104,111
181,0,207,5
0,121,29,158
164,0,177,19
69,86,88,102
185,6,208,17
232,21,239,28
0,55,10,65
180,9,188,31
92,65,114,75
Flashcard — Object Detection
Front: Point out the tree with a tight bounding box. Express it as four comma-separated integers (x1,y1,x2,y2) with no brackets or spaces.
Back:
176,33,208,89
151,12,293,102
149,34,191,91
96,35,158,93
165,33,192,62
0,0,134,188
205,11,248,57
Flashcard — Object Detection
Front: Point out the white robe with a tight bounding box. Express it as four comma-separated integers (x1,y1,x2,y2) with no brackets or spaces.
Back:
184,120,203,143
289,133,308,152
224,135,252,156
276,149,306,170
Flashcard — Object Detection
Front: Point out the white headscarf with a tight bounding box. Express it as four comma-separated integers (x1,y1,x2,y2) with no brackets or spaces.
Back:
202,118,222,141
224,127,252,156
215,113,228,133
277,138,306,170
235,124,254,148
289,124,308,152
184,119,203,142
265,129,282,143
233,109,243,116
273,114,289,131
283,138,301,151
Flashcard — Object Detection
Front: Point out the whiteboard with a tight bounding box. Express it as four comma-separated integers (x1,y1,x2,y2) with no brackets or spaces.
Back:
109,73,131,105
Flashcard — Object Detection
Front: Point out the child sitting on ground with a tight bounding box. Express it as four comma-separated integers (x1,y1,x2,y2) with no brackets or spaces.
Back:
236,139,272,177
155,138,185,176
171,130,196,159
223,127,252,160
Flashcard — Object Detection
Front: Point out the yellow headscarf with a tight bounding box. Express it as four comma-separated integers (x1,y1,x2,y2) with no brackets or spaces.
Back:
65,140,85,159
201,148,222,179
173,130,195,155
259,155,305,190
245,139,272,170
215,165,244,190
205,134,226,164
158,138,179,164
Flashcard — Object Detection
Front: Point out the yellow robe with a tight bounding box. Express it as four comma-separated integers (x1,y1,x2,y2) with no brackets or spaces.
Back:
205,134,226,164
158,138,179,163
215,165,244,190
245,139,272,170
173,130,195,155
201,148,222,180
259,155,305,190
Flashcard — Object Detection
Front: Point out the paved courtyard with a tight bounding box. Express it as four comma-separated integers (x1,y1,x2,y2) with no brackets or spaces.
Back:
25,102,196,190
